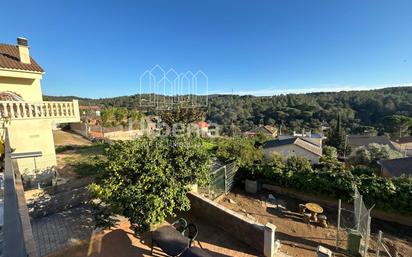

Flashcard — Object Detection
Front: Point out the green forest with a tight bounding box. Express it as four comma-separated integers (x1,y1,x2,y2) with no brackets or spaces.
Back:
45,86,412,137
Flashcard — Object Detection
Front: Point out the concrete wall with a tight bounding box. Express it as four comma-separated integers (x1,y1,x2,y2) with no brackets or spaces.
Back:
2,119,57,183
188,193,265,254
264,144,320,164
104,130,142,140
70,122,142,141
0,69,43,101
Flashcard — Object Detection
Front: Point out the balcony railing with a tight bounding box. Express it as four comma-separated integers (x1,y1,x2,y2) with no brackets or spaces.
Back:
0,100,79,121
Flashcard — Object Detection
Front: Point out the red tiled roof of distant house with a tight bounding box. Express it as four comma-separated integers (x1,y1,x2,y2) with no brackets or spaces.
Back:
80,106,101,111
197,121,209,128
0,43,44,72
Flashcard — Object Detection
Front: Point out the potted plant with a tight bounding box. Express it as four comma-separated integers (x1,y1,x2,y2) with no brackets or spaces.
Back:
244,162,262,194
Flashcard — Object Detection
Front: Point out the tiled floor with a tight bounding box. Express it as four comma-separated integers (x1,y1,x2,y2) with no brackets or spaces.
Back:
32,205,262,257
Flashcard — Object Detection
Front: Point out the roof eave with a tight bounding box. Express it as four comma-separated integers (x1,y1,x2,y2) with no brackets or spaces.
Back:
0,66,44,74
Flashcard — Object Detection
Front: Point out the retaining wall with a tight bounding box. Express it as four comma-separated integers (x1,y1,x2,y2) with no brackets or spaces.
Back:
188,192,265,253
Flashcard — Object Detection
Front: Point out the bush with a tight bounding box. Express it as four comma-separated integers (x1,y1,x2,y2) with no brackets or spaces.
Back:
89,135,211,232
259,155,411,214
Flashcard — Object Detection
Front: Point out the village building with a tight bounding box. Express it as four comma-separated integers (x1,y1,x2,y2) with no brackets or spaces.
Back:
392,136,412,157
244,125,278,138
378,157,412,177
263,137,323,164
347,135,396,150
0,38,80,185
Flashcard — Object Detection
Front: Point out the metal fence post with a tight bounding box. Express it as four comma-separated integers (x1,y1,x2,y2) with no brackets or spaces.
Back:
224,165,227,193
376,231,382,257
363,214,371,257
336,199,341,250
357,195,362,231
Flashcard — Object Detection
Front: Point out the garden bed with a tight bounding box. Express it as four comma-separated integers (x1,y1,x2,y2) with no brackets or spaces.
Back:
218,188,412,257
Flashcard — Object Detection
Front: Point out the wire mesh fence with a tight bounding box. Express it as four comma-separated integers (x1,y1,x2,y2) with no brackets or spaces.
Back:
336,187,372,256
199,162,238,200
375,231,395,257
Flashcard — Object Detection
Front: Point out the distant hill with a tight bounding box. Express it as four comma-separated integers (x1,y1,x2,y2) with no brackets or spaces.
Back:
44,86,412,135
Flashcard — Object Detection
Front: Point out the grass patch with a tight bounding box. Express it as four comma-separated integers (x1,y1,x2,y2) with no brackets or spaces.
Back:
71,155,104,177
59,143,107,177
56,143,105,154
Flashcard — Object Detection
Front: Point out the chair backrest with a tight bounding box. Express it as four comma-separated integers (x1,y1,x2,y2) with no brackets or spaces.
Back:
185,223,198,246
172,218,188,234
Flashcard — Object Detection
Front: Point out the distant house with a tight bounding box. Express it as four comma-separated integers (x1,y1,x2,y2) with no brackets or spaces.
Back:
79,105,101,117
378,157,412,177
347,135,396,150
195,121,209,136
393,136,412,157
279,130,326,148
244,125,278,138
263,137,323,164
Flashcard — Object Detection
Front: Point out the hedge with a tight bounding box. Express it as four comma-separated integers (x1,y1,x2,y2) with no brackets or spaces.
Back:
258,157,412,215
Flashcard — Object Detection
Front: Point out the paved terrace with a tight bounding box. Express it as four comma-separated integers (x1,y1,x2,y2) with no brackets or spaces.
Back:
32,205,261,257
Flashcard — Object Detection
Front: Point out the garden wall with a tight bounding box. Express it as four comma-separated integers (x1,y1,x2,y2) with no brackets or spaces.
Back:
262,184,412,227
188,192,265,253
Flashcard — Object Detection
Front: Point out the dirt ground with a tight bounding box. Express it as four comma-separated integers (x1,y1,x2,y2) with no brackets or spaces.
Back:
219,189,412,257
53,129,92,147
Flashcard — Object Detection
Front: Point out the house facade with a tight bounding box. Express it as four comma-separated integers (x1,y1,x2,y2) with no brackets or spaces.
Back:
263,137,323,164
392,136,412,157
0,38,80,185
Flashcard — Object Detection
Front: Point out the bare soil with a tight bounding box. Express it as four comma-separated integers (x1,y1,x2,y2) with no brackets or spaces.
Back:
219,188,412,257
53,129,92,146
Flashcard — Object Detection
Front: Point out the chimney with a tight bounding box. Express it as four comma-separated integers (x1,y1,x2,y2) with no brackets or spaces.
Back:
17,37,30,64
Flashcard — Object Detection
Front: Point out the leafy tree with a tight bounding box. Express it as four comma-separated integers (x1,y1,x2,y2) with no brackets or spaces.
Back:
129,110,142,122
384,115,412,138
89,135,211,232
215,138,263,167
349,143,403,169
159,107,205,125
114,107,128,125
327,113,347,155
321,145,338,162
46,87,412,136
101,108,115,126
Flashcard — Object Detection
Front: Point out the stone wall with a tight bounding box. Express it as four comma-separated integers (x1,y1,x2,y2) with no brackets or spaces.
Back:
188,192,265,253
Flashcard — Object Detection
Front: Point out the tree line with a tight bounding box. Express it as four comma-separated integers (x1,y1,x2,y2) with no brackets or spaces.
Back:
44,86,412,138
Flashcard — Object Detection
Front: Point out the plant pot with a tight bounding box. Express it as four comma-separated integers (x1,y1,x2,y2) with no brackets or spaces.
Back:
188,183,198,193
245,179,259,194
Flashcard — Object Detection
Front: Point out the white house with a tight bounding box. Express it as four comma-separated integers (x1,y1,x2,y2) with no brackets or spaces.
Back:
263,137,323,164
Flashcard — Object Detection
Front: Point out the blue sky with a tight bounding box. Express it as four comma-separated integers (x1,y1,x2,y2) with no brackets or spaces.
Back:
1,0,412,98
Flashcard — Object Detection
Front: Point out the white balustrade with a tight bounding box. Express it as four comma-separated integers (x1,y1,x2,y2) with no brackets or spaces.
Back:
0,100,79,120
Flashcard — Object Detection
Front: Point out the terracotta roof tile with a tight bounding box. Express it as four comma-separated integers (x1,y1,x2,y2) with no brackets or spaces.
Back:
0,43,44,73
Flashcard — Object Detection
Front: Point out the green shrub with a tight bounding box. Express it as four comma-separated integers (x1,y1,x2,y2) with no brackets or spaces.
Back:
259,155,411,214
89,135,211,232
